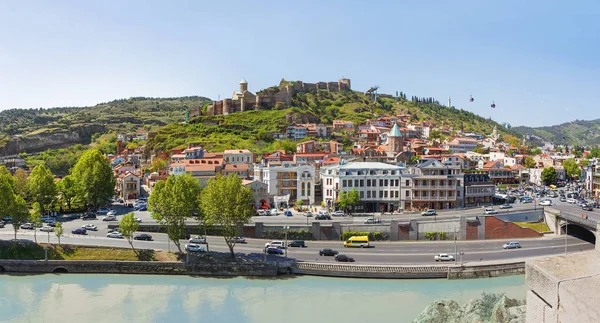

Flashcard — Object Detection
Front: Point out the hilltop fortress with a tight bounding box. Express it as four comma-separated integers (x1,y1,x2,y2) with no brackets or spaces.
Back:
201,78,351,116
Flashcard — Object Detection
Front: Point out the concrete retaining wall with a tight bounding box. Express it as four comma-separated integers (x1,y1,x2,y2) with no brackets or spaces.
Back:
0,260,280,276
447,261,525,279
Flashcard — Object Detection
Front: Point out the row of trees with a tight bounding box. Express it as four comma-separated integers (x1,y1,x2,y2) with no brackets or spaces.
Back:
0,149,115,241
148,173,255,257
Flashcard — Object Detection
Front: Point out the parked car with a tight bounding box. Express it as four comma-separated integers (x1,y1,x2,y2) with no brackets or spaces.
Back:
582,204,594,211
96,207,111,215
270,208,278,216
189,236,207,244
315,214,332,220
421,209,437,216
364,218,381,224
305,211,313,217
82,213,96,220
20,223,34,230
134,233,153,241
106,210,117,216
334,254,355,262
499,204,513,209
40,226,54,232
265,247,284,255
483,208,498,215
434,253,455,262
135,205,147,211
539,199,552,206
185,243,205,253
283,210,293,217
256,209,266,216
103,215,117,221
265,240,286,249
319,248,339,256
106,231,124,239
0,222,4,228
559,197,567,202
567,198,576,204
72,228,87,235
332,210,345,216
82,224,98,231
288,240,305,248
234,237,246,244
503,241,521,249
265,209,272,216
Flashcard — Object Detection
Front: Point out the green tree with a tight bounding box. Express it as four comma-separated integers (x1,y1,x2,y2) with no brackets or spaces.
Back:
119,212,140,256
55,222,63,245
428,129,442,141
581,159,589,168
541,167,558,185
199,174,254,257
0,174,15,223
27,164,57,215
12,168,29,199
148,174,201,253
30,202,43,243
524,157,536,168
11,195,30,240
150,158,168,172
562,158,581,179
338,188,360,214
56,175,77,211
532,147,542,155
71,149,115,209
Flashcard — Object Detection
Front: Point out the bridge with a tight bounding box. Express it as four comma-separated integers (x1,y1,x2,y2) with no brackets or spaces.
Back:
554,211,598,243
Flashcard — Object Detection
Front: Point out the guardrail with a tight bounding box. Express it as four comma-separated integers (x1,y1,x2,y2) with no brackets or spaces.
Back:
558,211,598,229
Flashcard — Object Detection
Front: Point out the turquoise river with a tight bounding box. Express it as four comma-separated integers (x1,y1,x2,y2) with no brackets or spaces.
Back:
0,274,525,323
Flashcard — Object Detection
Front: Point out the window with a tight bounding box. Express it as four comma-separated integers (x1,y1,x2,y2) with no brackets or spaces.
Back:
367,191,371,198
348,180,353,188
307,183,311,196
384,191,388,198
405,191,409,197
354,180,359,187
384,179,388,186
395,179,399,187
406,180,410,186
360,191,364,199
367,179,371,187
395,191,399,198
379,191,383,198
359,179,364,187
379,179,384,186
342,180,347,187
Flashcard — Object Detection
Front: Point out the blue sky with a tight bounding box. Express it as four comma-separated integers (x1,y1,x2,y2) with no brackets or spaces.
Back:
1,0,598,127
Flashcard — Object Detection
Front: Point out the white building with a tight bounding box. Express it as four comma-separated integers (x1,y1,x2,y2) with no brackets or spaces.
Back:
223,149,254,173
320,162,407,213
254,161,316,206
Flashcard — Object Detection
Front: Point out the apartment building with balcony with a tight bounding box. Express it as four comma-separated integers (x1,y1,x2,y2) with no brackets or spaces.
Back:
463,173,495,207
443,137,478,153
254,161,315,206
320,162,407,213
403,159,464,211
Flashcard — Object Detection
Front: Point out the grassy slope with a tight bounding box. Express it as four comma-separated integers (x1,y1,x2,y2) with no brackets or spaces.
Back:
513,222,552,233
512,119,600,147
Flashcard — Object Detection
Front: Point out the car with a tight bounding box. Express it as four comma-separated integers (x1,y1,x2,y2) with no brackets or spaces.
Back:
47,221,57,227
103,215,117,221
106,231,124,239
96,207,111,215
82,213,97,220
107,228,120,233
364,218,381,224
106,210,117,216
265,247,284,255
43,218,57,224
305,211,313,217
265,240,286,249
421,209,437,216
0,222,4,228
270,208,278,216
434,253,455,262
134,233,153,241
539,200,552,206
283,210,293,217
265,209,272,216
72,228,87,235
256,209,266,216
189,236,207,244
20,223,34,230
499,204,513,209
503,241,521,249
582,204,594,211
319,248,339,256
185,243,205,252
483,208,498,215
82,224,98,231
135,205,147,211
332,210,345,217
334,254,355,262
567,198,576,204
288,240,305,248
315,214,332,220
39,225,54,232
134,217,142,223
559,197,567,202
2,216,12,223
234,237,246,244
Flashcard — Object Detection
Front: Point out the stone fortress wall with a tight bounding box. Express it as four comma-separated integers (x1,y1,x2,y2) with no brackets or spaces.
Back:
200,78,351,117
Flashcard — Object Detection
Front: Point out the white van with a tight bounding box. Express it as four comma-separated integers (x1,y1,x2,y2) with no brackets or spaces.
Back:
265,240,286,249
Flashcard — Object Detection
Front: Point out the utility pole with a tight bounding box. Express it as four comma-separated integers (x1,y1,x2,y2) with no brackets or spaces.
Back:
565,221,568,255
454,224,458,261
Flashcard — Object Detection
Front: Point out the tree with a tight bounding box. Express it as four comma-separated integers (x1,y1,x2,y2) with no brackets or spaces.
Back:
581,159,589,168
12,168,29,199
428,129,442,141
541,167,558,185
199,174,254,257
11,195,29,240
27,164,57,215
148,174,201,253
562,158,581,179
30,202,43,243
119,212,140,256
56,175,77,211
0,174,15,223
524,157,536,168
338,188,360,214
55,222,63,245
150,158,168,172
71,149,115,209
532,147,542,155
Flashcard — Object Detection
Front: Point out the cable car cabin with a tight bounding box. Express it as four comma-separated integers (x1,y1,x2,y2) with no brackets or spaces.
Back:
491,101,496,108
469,95,474,102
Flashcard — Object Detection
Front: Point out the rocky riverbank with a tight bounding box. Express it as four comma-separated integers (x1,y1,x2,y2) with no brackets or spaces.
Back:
413,292,526,323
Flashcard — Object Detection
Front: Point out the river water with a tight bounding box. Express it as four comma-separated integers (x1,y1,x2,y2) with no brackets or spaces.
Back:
0,274,525,323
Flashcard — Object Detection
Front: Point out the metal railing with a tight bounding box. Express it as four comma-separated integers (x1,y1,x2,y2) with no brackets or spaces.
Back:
558,211,598,229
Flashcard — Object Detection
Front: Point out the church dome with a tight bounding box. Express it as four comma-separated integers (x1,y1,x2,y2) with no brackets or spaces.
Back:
239,78,248,84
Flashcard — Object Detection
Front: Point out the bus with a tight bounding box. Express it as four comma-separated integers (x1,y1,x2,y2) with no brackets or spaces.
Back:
343,236,369,248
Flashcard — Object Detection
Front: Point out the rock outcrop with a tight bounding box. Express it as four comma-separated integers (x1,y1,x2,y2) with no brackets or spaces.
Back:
0,124,106,155
414,294,525,323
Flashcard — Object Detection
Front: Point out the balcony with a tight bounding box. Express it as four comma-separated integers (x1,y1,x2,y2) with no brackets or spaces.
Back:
412,196,456,201
412,185,456,189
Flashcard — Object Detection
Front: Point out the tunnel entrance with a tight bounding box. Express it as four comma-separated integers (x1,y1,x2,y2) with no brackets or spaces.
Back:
53,267,69,274
0,265,5,273
561,224,596,244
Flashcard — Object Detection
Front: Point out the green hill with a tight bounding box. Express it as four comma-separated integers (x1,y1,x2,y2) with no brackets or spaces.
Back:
512,119,600,147
146,89,516,154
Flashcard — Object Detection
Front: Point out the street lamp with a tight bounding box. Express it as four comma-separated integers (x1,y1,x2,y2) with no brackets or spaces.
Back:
454,223,458,261
459,249,465,266
284,225,290,260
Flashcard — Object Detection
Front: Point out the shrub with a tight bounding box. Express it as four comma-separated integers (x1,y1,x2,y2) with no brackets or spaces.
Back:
261,230,313,241
424,232,437,241
341,231,387,241
438,232,447,240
